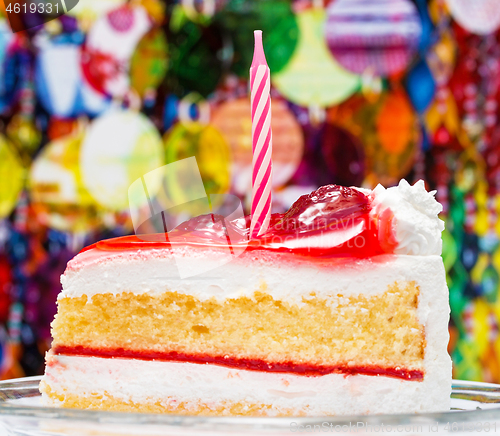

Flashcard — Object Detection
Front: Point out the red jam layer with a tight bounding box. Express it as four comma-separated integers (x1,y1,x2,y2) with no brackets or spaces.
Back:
53,345,423,381
81,185,397,258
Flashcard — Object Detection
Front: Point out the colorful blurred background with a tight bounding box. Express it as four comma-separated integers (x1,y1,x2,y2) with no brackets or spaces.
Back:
0,0,498,382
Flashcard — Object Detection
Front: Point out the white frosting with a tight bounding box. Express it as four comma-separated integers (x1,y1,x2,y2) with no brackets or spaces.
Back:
371,179,445,256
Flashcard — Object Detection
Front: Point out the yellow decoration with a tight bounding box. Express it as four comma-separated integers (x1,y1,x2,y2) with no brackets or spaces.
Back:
454,339,483,381
28,129,101,232
454,145,485,192
471,253,489,285
428,0,450,25
164,122,231,202
472,299,491,358
424,89,460,138
7,115,41,162
474,181,489,237
495,195,500,237
426,31,456,82
0,136,25,219
134,0,165,25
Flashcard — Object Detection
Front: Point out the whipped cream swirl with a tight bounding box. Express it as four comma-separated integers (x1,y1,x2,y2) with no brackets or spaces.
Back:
370,180,445,256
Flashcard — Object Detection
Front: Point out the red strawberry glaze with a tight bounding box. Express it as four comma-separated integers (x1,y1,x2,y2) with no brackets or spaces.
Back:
80,185,397,259
52,345,422,381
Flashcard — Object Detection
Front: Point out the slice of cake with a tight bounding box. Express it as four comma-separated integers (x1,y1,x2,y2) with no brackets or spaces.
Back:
40,180,452,416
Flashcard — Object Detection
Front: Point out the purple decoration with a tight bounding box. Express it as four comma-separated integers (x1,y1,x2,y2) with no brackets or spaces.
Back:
325,0,422,77
321,123,365,187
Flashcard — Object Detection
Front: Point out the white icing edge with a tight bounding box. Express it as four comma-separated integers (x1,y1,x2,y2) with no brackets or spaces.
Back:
371,180,445,256
60,253,441,309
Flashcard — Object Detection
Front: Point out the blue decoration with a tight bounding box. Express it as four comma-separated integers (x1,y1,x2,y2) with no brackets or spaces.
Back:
405,59,435,114
414,0,435,54
163,95,179,131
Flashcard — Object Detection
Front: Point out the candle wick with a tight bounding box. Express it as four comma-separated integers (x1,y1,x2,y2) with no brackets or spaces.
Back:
251,30,268,68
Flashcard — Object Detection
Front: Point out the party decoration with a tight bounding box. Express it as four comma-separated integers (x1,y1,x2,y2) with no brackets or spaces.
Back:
138,0,166,26
65,0,126,22
361,89,419,185
214,0,298,78
0,20,13,113
326,94,368,137
80,110,164,212
376,89,417,155
0,137,25,219
177,0,226,23
426,30,457,85
445,0,500,35
164,122,230,199
325,0,422,77
0,257,11,324
168,20,231,97
28,129,100,232
405,59,436,114
47,118,79,141
211,98,303,196
82,4,151,98
414,0,434,54
1,38,32,113
6,114,41,161
130,28,168,98
424,87,460,148
35,40,110,118
321,123,365,187
273,9,360,108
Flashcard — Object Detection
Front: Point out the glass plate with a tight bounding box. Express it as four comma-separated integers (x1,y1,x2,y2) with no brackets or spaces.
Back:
0,377,499,436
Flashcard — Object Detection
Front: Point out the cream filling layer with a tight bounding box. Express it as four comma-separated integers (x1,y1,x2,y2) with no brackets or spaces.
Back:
42,353,451,416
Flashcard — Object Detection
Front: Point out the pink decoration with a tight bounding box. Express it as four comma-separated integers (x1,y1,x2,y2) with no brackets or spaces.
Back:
250,30,273,238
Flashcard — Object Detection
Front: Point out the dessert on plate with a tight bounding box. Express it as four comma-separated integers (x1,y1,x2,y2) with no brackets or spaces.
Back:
40,179,452,416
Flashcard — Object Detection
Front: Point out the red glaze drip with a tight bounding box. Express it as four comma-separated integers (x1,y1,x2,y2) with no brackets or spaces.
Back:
83,185,396,258
53,345,423,381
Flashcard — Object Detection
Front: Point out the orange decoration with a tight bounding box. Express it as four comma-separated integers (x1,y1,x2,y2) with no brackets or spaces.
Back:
376,89,416,155
48,117,79,141
326,94,368,138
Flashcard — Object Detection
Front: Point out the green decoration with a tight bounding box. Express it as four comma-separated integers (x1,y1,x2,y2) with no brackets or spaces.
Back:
168,20,230,97
214,0,298,77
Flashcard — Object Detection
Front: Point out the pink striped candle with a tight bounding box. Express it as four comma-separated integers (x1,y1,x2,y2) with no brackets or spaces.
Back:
250,30,273,239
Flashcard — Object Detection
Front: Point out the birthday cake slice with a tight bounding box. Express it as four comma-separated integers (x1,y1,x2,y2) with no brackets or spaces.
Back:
40,180,451,416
